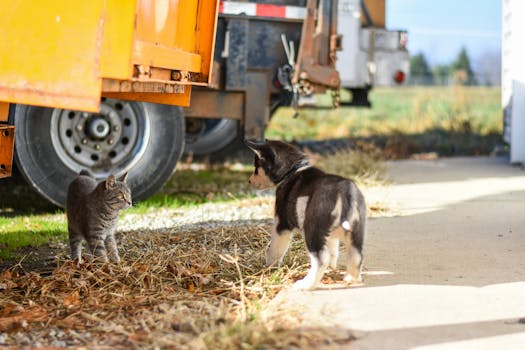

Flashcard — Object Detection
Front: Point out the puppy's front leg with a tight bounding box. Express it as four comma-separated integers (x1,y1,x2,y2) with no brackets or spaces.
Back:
266,220,293,267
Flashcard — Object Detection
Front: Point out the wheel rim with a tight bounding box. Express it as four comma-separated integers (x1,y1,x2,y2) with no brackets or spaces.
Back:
50,98,150,177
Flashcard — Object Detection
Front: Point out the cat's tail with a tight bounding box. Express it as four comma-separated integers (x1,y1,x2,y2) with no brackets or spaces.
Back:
79,169,95,178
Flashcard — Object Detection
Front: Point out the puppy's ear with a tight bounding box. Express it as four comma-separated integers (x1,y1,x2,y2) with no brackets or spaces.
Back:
244,139,266,158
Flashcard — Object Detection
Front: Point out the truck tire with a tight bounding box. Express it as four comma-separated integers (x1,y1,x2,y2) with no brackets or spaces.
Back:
184,118,238,156
13,100,185,207
183,118,255,163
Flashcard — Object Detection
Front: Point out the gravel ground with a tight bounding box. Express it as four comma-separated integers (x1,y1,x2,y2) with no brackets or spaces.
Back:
119,194,275,233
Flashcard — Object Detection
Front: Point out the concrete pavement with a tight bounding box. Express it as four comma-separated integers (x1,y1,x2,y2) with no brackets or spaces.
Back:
269,156,525,349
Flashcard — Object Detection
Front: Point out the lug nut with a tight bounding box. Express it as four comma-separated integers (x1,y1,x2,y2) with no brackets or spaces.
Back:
94,144,101,150
76,124,83,132
113,125,120,132
171,70,182,80
108,139,114,145
81,138,88,145
82,112,89,118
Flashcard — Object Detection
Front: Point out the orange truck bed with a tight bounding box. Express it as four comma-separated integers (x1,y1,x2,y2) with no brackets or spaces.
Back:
0,0,218,178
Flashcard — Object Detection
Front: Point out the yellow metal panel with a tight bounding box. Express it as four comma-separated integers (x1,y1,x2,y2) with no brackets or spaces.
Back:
133,0,202,72
133,41,202,72
196,0,220,83
0,1,106,112
0,102,9,122
134,0,200,52
102,87,192,107
175,1,198,52
100,0,137,80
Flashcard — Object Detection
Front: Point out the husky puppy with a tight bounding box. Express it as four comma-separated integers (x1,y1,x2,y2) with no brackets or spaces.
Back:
245,140,366,290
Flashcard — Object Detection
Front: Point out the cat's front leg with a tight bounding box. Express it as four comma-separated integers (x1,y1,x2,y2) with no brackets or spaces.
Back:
88,235,109,263
105,234,121,263
68,227,83,265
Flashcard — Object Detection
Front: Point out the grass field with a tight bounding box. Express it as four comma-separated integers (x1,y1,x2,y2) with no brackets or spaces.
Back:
268,86,502,141
267,86,503,158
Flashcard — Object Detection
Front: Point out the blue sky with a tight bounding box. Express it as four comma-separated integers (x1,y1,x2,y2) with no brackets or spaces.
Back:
386,0,501,66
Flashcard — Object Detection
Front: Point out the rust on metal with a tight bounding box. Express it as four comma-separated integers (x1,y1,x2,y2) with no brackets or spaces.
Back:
208,62,222,90
102,88,192,107
184,90,243,120
101,79,186,93
0,125,15,178
293,0,341,90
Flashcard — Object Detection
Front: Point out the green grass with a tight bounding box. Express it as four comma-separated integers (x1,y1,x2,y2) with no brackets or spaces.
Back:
0,177,67,259
267,86,502,141
0,215,66,259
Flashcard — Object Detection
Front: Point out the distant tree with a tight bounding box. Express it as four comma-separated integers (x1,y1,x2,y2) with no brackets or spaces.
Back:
474,50,501,86
433,64,451,86
409,52,434,85
452,47,475,85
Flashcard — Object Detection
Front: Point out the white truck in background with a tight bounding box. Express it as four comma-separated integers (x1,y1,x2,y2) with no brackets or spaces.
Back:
502,0,525,164
336,0,409,106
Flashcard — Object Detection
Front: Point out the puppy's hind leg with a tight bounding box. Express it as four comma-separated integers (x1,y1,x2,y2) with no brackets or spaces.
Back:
344,244,363,284
293,248,330,290
343,218,365,284
326,237,340,270
266,220,293,267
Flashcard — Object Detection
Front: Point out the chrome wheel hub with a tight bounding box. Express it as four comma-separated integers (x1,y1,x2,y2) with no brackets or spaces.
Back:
50,99,150,176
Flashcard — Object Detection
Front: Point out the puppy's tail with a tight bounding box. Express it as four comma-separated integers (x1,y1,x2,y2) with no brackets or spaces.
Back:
340,182,366,250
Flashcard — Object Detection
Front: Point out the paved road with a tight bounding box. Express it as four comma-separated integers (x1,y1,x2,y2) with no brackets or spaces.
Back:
270,156,525,349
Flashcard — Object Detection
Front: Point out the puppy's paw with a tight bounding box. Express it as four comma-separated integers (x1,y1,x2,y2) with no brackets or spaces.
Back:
292,278,317,291
343,273,363,284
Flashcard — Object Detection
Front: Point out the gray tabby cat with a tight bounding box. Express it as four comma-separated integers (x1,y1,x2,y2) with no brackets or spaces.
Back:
66,170,132,264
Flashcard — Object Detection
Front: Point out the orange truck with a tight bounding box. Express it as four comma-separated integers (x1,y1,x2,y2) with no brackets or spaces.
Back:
0,0,407,207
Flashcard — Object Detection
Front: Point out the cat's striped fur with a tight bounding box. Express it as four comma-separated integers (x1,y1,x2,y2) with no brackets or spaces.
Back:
66,170,131,264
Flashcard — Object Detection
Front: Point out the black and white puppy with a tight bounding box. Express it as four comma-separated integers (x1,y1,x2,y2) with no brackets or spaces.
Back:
246,139,367,290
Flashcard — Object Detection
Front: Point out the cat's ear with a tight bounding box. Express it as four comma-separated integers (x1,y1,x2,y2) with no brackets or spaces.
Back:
105,175,116,189
118,172,128,183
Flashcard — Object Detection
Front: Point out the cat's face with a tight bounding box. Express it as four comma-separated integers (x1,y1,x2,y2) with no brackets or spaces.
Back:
103,173,132,210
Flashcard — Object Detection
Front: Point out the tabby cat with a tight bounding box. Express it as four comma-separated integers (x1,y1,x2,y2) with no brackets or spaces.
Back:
66,170,132,264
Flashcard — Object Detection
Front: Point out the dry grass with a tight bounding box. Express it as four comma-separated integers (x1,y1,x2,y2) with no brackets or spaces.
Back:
311,142,387,188
0,148,385,348
0,220,356,348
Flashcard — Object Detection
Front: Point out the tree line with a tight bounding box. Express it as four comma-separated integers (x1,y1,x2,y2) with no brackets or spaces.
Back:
409,46,486,86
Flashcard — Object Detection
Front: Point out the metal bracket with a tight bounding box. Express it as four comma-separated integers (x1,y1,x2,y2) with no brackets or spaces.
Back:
0,125,15,178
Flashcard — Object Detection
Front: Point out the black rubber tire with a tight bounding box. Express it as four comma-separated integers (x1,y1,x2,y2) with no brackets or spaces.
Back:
184,121,254,164
203,134,254,164
14,101,185,207
184,118,239,156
